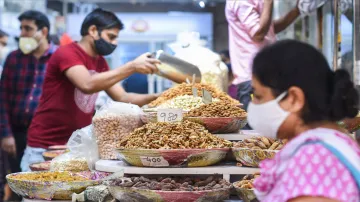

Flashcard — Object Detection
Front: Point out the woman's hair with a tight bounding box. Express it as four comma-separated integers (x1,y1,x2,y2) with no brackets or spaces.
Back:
252,39,359,123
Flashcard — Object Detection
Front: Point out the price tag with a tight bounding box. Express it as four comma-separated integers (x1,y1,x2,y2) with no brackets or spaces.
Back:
192,87,198,97
140,156,169,167
157,108,183,122
202,89,213,104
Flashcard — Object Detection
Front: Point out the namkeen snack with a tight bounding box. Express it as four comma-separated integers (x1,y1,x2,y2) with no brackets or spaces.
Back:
233,173,260,189
158,95,220,111
8,172,88,182
110,176,231,191
148,83,239,107
119,121,232,149
233,137,287,150
186,102,246,117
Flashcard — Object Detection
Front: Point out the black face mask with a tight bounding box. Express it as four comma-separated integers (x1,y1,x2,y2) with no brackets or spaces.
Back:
94,37,117,56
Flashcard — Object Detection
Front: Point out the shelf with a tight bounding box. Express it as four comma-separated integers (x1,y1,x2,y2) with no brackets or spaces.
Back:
96,160,259,181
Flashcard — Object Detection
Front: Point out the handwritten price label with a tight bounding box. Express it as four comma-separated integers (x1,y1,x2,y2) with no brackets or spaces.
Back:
140,156,169,167
157,109,183,123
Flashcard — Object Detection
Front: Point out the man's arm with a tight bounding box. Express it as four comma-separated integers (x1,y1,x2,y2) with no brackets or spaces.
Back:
251,0,274,42
274,5,300,34
106,84,158,107
0,56,16,155
64,53,160,94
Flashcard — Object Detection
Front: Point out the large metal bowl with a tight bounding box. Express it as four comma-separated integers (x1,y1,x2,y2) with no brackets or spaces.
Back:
108,185,231,202
233,185,258,202
116,148,229,167
29,161,51,172
184,116,247,134
42,150,66,161
232,148,278,168
6,172,98,200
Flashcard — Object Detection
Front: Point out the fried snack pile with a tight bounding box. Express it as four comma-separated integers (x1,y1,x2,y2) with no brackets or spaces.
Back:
119,121,232,149
186,102,247,117
233,173,260,189
110,176,231,191
9,172,88,182
233,137,287,150
148,83,239,107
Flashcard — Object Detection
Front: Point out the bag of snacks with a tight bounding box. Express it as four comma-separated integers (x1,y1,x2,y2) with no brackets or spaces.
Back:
51,125,98,172
93,101,144,160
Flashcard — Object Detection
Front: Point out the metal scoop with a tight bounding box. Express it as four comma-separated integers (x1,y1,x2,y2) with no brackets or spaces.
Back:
151,50,202,84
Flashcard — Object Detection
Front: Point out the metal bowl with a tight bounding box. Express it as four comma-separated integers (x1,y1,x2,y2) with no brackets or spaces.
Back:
48,145,67,150
233,185,258,202
108,185,231,202
116,148,229,167
184,116,247,134
6,172,98,200
232,148,278,167
29,161,51,172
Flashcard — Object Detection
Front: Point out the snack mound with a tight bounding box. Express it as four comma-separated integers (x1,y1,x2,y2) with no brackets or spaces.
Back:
233,173,260,189
186,102,247,117
110,176,231,191
233,137,287,150
148,83,239,107
158,95,219,111
8,172,88,182
119,121,232,149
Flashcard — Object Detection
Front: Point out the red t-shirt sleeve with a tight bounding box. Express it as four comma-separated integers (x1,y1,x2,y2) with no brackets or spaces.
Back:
52,44,86,73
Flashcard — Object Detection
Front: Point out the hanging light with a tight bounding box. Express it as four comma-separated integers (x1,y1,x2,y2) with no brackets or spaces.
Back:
198,1,205,8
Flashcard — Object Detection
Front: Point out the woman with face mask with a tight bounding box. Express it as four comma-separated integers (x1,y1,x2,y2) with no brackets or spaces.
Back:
248,40,360,202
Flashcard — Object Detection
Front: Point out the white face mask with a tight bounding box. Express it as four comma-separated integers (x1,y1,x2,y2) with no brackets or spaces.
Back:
247,92,290,139
19,32,42,54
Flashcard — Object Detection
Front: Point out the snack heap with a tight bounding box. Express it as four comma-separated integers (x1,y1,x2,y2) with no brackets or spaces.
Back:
186,102,246,117
233,137,287,150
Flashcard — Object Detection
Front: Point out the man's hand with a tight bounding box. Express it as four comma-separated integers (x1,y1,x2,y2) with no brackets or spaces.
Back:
1,136,16,156
131,53,160,74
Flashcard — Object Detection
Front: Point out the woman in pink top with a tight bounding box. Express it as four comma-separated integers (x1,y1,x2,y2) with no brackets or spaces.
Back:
247,40,360,202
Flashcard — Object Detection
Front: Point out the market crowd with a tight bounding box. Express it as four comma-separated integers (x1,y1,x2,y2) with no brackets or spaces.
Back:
0,0,359,201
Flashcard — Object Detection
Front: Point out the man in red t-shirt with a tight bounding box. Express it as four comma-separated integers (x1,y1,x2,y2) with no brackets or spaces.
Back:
21,8,161,171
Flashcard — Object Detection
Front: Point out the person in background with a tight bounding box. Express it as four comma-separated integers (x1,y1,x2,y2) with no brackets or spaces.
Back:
49,34,60,46
21,8,160,171
249,40,359,202
220,49,237,99
0,29,9,76
226,0,300,112
0,10,56,201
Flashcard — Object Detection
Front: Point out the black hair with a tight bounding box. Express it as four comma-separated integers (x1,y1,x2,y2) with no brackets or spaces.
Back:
252,39,359,123
220,50,230,59
0,29,8,38
80,8,124,36
18,10,50,41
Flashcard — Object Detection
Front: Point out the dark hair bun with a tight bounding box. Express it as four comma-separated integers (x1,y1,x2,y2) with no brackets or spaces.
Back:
330,69,359,120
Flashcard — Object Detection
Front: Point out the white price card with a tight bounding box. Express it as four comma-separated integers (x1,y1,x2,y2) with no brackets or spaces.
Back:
202,89,213,104
140,156,169,167
157,108,183,122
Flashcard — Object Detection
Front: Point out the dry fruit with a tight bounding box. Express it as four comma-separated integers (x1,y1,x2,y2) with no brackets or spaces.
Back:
158,95,219,111
233,172,260,189
110,176,231,191
8,172,88,182
233,137,287,150
186,102,246,117
149,83,239,107
119,121,232,149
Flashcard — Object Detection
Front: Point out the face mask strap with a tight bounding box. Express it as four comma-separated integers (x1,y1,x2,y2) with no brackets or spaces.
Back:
275,91,288,102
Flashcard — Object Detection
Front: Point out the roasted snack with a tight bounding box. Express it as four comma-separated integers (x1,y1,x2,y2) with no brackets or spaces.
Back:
8,172,88,182
148,83,239,107
93,113,143,159
110,176,231,191
186,102,247,117
158,95,220,111
51,159,89,172
233,173,260,189
233,137,287,150
119,121,232,149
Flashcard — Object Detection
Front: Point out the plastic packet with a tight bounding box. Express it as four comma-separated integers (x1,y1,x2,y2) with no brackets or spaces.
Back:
92,101,144,160
51,125,98,171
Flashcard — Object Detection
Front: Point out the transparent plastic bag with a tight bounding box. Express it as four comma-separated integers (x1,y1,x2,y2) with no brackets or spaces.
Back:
92,101,144,160
50,125,98,172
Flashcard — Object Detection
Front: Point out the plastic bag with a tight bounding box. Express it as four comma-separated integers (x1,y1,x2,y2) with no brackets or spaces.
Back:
298,0,351,16
50,125,98,171
93,101,144,160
